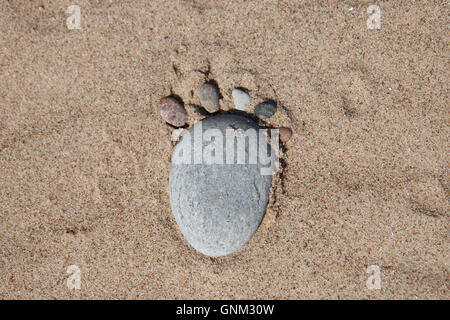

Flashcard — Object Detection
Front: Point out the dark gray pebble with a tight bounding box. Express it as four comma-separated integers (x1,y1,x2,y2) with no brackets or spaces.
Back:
254,101,277,119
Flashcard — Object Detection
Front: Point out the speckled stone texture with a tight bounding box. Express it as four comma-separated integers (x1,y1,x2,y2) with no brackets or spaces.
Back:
254,101,277,119
158,97,188,127
169,114,273,257
198,83,220,113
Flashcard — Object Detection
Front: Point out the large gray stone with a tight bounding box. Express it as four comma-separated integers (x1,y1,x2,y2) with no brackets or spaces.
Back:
169,114,273,257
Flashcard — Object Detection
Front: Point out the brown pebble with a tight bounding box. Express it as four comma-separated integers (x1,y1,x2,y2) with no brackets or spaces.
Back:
198,83,220,113
278,127,292,143
158,97,188,127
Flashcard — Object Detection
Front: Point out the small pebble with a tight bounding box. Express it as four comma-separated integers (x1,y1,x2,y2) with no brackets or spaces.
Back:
158,97,188,127
278,127,292,143
198,83,220,113
232,88,250,111
254,100,277,119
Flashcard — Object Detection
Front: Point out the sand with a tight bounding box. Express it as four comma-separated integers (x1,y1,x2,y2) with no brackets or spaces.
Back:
0,0,448,299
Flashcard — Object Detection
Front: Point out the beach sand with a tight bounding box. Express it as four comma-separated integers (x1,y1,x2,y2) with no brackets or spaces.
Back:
0,0,448,299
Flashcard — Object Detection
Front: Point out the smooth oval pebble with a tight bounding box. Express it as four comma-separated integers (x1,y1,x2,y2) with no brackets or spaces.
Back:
169,114,273,257
158,97,188,127
198,83,220,113
232,88,250,111
254,101,277,119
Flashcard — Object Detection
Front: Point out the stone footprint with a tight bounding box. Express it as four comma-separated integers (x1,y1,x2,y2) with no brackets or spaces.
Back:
158,81,291,257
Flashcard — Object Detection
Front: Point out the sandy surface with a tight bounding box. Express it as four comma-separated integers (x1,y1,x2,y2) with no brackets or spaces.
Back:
0,0,448,299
